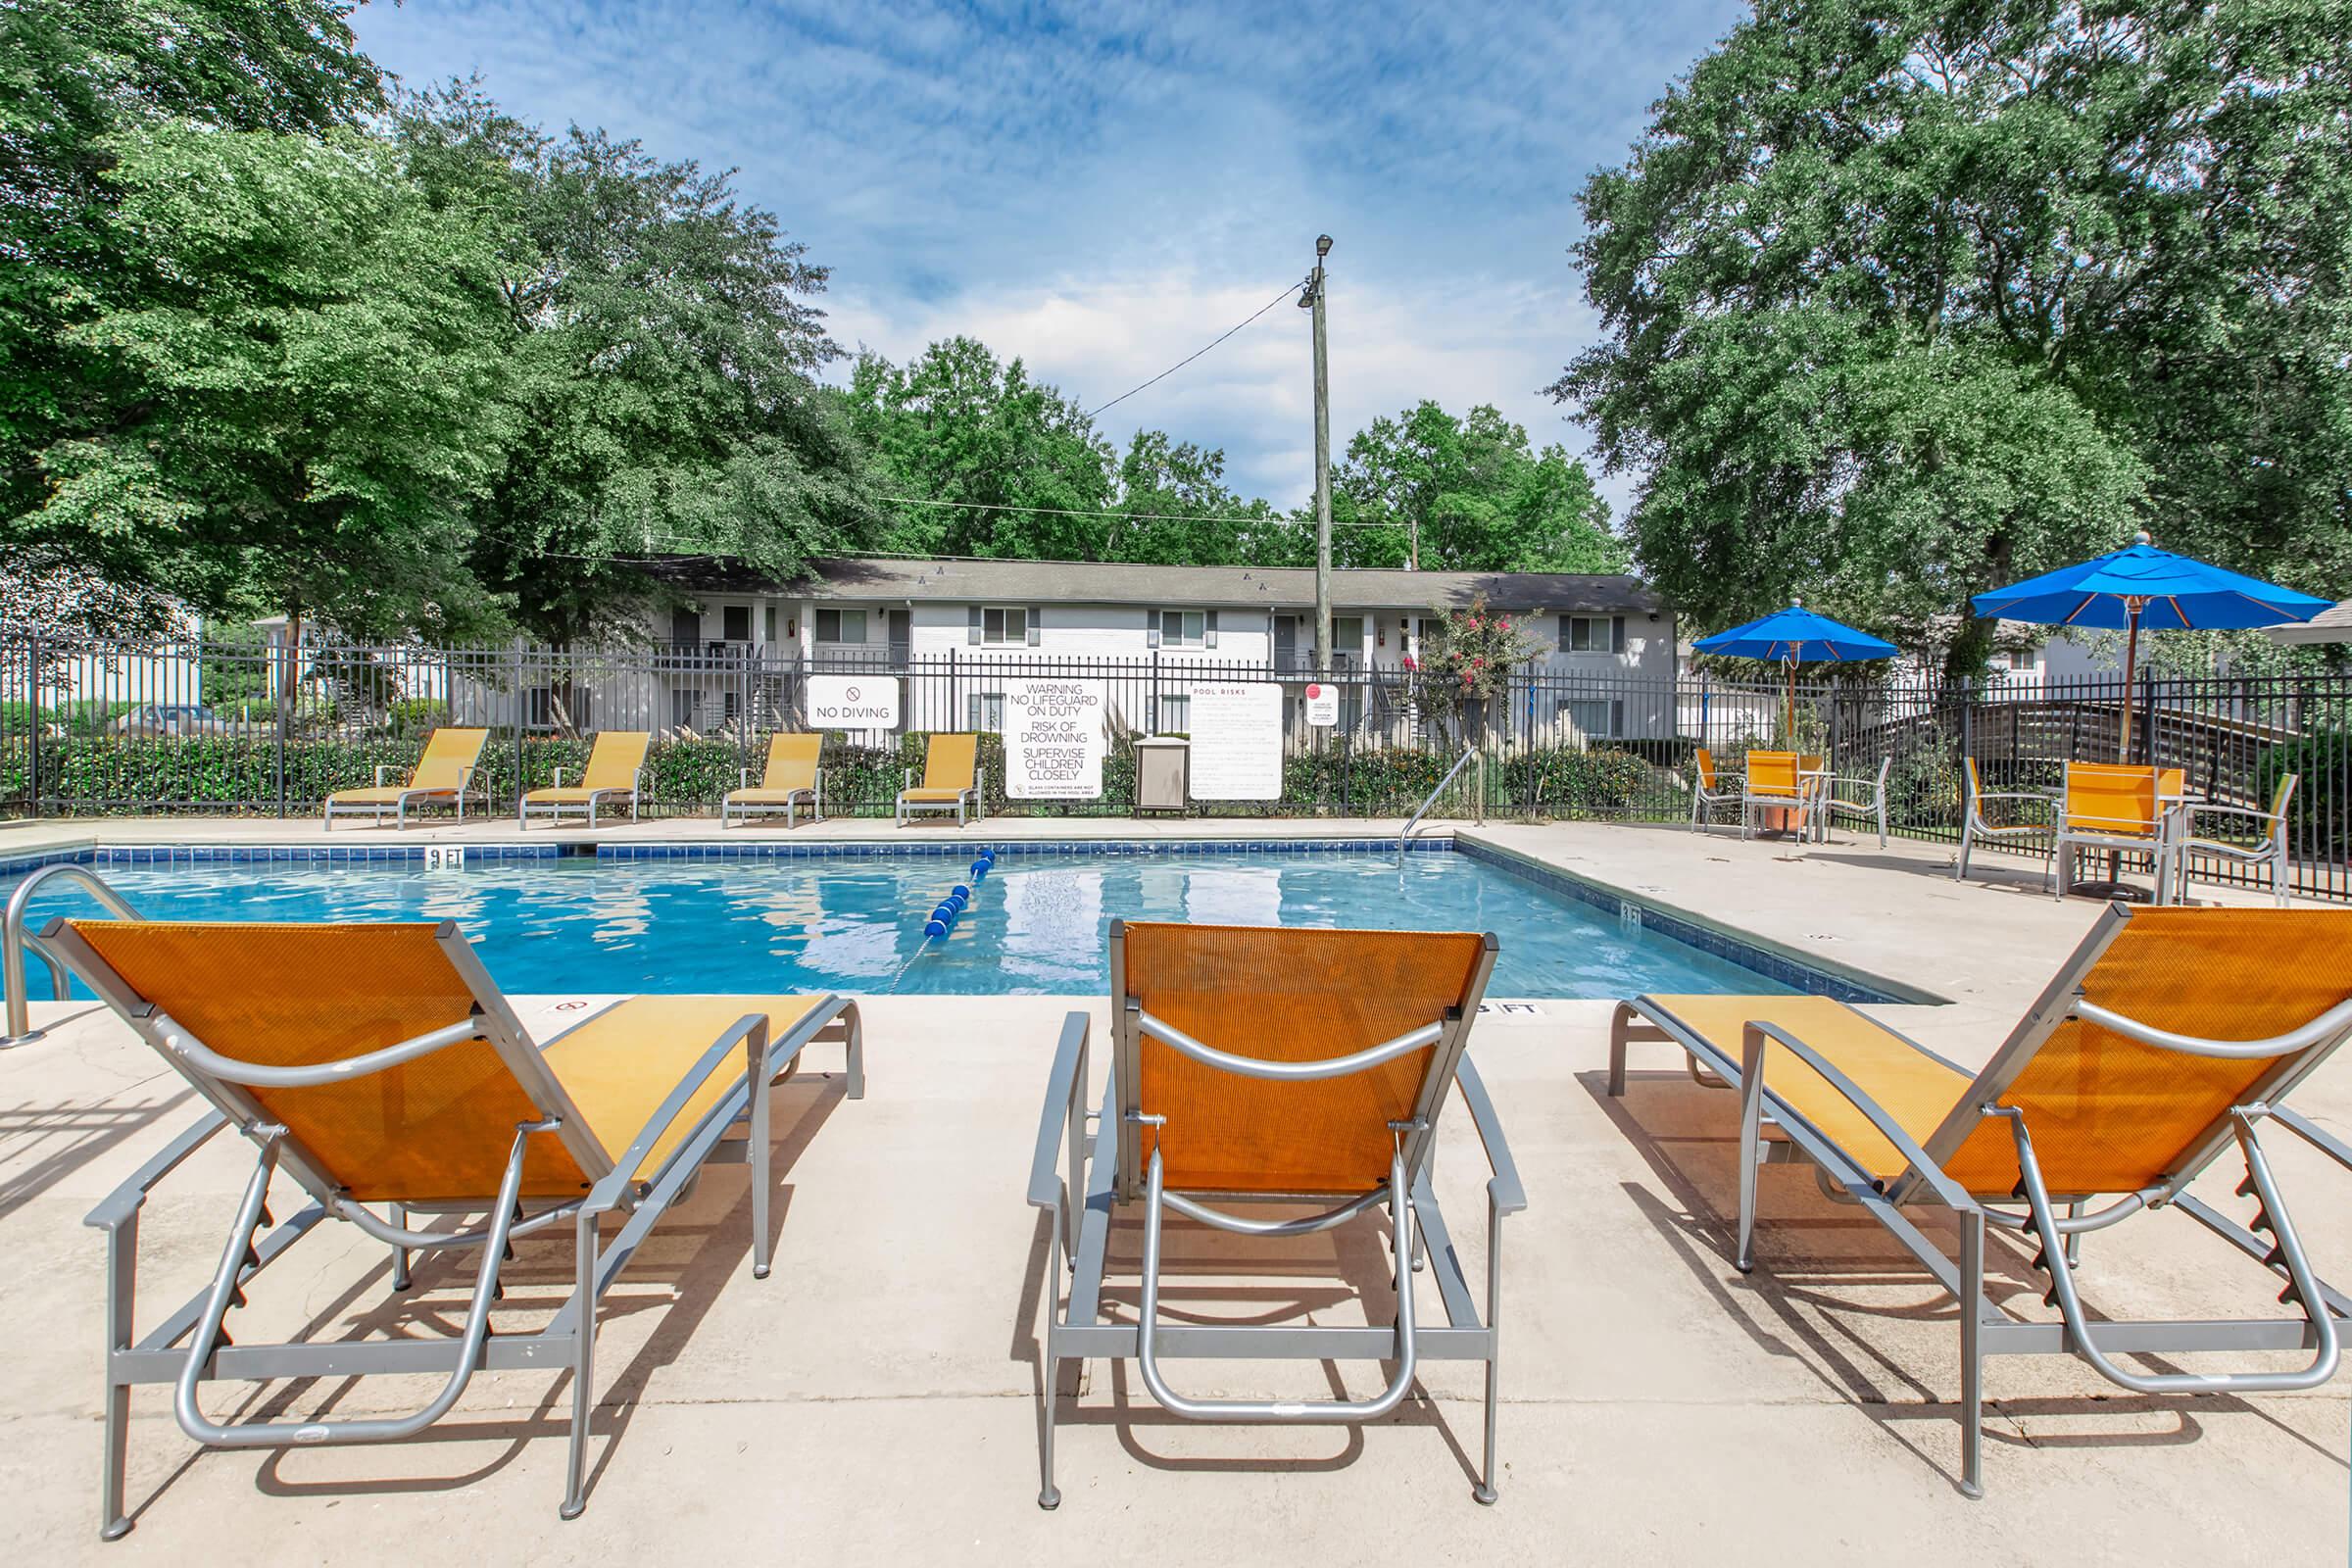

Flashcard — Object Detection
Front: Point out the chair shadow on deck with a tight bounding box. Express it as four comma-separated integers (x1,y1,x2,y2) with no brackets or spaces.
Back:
0,1077,197,1221
1014,1201,1484,1486
1580,1065,2346,1488
112,1071,856,1528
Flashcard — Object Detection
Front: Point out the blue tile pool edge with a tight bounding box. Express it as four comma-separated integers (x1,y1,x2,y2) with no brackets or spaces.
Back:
1449,834,1934,1006
1,831,1928,1004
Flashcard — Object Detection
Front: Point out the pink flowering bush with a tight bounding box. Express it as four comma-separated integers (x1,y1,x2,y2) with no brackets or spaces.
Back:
1414,592,1544,717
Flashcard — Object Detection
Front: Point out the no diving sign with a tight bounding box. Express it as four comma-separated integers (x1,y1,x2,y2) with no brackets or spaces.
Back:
808,675,900,729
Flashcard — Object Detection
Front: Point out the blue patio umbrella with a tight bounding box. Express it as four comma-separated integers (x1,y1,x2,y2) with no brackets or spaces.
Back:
1971,531,2331,760
1693,600,1897,737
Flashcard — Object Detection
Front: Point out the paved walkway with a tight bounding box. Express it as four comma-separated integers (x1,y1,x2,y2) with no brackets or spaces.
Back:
0,818,2345,1564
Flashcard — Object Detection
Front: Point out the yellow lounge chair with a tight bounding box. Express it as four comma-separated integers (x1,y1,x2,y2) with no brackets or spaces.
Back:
1030,922,1521,1508
517,730,649,829
321,726,487,830
723,733,823,827
896,732,983,826
2053,760,2185,901
1954,757,2057,885
1608,905,2350,1496
45,915,864,1537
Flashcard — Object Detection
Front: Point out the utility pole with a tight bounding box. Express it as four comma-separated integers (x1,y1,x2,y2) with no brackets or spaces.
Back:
1300,234,1334,670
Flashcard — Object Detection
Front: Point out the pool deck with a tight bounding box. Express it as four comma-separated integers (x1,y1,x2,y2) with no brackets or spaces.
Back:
1,817,2346,1564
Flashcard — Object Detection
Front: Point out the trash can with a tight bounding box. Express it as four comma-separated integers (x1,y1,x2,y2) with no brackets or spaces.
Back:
1133,736,1189,814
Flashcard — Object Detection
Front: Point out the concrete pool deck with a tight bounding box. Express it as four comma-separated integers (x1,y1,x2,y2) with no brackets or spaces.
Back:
0,818,2346,1563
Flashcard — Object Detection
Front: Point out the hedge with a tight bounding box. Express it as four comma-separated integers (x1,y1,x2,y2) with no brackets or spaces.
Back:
0,731,1684,823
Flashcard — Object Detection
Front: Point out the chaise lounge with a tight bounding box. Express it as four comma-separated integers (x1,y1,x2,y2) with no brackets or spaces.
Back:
45,915,864,1538
1606,904,2349,1495
517,729,649,829
322,727,487,830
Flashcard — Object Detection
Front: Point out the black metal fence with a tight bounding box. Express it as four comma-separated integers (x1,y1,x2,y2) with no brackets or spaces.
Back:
4,634,2346,900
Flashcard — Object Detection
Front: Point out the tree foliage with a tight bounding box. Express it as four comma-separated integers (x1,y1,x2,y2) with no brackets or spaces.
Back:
395,84,876,640
1333,401,1622,571
1555,0,2352,672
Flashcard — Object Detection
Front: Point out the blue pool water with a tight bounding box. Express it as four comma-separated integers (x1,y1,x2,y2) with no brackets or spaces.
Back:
10,852,1794,1000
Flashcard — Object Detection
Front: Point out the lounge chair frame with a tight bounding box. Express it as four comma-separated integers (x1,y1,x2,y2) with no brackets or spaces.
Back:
1028,923,1523,1510
2169,772,2296,907
1688,747,1744,835
516,735,646,830
320,762,483,830
1606,905,2350,1497
722,735,824,828
1824,756,1891,848
1953,757,2056,886
46,918,864,1540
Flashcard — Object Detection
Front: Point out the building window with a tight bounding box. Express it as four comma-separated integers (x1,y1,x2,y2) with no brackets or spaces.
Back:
1559,698,1624,739
1156,609,1205,648
981,607,1027,647
1330,616,1364,666
1560,615,1625,654
764,605,778,644
967,692,1004,731
815,608,866,644
1152,693,1191,734
722,604,752,643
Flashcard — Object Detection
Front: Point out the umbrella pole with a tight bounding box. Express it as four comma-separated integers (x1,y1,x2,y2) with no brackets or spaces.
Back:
2118,603,2141,762
1785,658,1795,744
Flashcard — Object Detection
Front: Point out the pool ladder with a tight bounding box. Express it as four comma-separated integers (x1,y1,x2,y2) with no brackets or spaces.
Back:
1399,747,1484,864
3,863,143,1047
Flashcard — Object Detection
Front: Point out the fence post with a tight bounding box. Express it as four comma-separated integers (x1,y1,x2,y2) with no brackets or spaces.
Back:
273,630,288,819
513,643,526,810
25,633,40,819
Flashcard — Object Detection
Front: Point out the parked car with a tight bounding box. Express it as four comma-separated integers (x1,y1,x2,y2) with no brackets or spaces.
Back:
112,704,237,737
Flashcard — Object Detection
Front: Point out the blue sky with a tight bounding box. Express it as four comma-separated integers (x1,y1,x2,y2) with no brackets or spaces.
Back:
351,0,1748,516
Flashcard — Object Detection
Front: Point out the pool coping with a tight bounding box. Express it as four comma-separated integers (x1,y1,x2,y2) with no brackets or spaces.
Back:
2,830,1929,1004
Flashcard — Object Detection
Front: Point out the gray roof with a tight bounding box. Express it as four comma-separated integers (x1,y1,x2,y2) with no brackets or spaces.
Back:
772,556,1660,614
2266,597,2352,644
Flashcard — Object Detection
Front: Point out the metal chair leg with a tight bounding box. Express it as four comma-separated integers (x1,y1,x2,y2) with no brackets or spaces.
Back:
1959,1208,1985,1499
388,1201,412,1292
561,1208,597,1520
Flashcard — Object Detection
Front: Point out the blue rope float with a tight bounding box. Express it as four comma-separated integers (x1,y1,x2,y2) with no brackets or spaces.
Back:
900,849,999,981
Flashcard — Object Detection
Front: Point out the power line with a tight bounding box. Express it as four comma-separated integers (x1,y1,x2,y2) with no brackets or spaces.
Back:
1084,281,1304,418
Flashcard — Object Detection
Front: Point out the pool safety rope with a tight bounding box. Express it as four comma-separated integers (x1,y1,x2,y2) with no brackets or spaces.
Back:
891,848,998,990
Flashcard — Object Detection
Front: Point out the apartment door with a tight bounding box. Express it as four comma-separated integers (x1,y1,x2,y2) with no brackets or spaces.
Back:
1273,615,1297,671
887,609,911,664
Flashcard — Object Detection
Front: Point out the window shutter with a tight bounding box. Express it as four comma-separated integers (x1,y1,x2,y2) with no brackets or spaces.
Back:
1612,615,1626,654
967,606,982,646
1558,613,1572,651
1027,608,1041,647
1204,610,1218,649
1147,611,1161,649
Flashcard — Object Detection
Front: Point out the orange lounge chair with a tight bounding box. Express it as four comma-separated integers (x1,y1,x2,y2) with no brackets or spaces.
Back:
2053,760,2184,901
322,727,487,830
517,730,649,828
1689,746,1744,833
1029,922,1521,1508
723,733,823,827
1608,905,2350,1496
1740,750,1824,839
46,915,863,1536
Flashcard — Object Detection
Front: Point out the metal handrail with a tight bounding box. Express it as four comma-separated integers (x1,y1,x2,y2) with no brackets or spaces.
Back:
1399,746,1483,862
4,863,143,1047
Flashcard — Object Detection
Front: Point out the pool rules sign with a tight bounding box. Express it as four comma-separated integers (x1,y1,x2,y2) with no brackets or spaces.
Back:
1004,679,1105,799
1189,681,1283,800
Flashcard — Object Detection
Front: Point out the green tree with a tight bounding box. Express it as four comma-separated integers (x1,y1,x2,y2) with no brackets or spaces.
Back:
1332,401,1623,572
1,0,384,578
1555,0,2352,672
1107,430,1289,564
395,84,877,640
30,122,516,636
847,337,1119,559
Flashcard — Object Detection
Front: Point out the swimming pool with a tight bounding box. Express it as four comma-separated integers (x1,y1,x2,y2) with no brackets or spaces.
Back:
8,849,1809,1001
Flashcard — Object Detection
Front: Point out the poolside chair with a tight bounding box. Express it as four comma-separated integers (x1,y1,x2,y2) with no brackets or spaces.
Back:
1689,746,1743,834
2169,772,2296,907
1822,756,1891,848
43,915,864,1539
2052,761,2185,903
1954,757,2056,885
1029,922,1521,1509
322,727,487,830
1607,905,2350,1497
896,732,983,826
1740,751,1824,840
723,733,823,828
517,730,648,829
